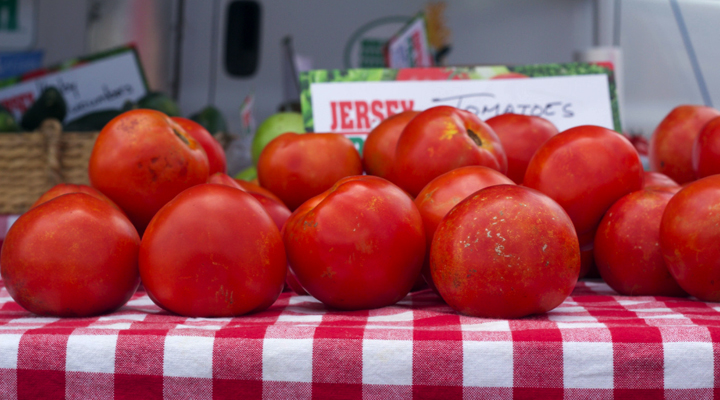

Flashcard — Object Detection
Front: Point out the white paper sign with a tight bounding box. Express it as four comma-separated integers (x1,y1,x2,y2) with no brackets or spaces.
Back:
310,75,614,146
0,50,147,122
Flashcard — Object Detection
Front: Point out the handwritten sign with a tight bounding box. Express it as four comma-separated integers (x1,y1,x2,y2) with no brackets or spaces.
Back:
300,64,621,153
0,47,147,122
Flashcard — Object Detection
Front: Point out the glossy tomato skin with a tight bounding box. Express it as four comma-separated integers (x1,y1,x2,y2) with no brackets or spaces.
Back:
140,184,286,317
208,172,292,230
643,171,679,190
649,105,720,184
660,175,720,302
524,125,643,238
284,176,425,310
172,117,227,175
414,166,514,292
362,110,419,179
692,116,720,179
1,193,140,317
257,133,363,210
595,189,686,297
234,179,286,206
31,183,120,211
485,113,558,184
431,185,580,318
89,109,209,235
393,105,507,197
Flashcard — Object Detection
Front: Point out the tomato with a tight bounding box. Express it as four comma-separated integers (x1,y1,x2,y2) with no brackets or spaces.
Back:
140,184,286,317
595,189,686,297
660,175,720,302
692,115,720,179
414,166,514,292
485,113,558,184
1,193,140,317
524,125,643,238
233,178,286,206
393,105,507,197
362,110,419,180
172,117,227,175
31,183,121,211
649,105,720,184
283,175,425,310
431,185,579,318
89,109,209,235
257,132,363,210
643,171,679,190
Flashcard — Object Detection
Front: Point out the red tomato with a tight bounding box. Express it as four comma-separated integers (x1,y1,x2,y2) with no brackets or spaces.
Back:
208,172,292,230
172,117,227,175
393,105,507,197
414,166,514,292
32,183,121,211
692,116,720,179
257,132,363,210
234,178,286,206
283,176,425,310
1,193,140,317
89,109,209,235
649,105,720,184
643,171,679,190
660,175,720,302
362,110,419,179
485,113,558,184
140,184,286,317
595,189,686,297
431,185,579,318
524,125,643,237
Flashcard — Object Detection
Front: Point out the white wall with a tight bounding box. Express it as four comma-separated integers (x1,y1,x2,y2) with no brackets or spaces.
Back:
621,0,720,136
178,0,595,135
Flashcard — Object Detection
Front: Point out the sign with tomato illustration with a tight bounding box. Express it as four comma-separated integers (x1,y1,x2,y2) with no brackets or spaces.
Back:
300,63,620,154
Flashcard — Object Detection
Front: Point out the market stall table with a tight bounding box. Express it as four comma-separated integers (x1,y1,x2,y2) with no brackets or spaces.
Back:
0,280,718,399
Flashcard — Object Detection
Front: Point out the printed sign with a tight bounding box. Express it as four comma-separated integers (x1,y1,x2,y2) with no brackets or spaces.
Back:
0,50,42,79
0,0,35,50
386,13,433,68
300,64,621,153
0,46,148,122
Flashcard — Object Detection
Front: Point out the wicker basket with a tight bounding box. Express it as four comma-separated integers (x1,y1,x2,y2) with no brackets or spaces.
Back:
0,119,98,214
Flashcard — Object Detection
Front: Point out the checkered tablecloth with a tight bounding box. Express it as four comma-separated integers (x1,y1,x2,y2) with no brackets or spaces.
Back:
0,280,719,399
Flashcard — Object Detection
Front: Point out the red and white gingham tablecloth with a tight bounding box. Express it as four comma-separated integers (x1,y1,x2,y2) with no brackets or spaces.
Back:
0,279,718,399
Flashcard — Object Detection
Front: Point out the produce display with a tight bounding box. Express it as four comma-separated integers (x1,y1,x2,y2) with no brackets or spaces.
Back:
257,132,363,210
88,109,209,234
1,193,140,317
1,98,719,320
431,184,580,318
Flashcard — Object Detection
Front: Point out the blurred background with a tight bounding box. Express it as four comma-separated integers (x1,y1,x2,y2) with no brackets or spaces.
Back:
2,0,719,174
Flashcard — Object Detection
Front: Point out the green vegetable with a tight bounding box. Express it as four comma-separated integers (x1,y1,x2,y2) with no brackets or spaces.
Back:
189,106,227,134
20,87,67,131
63,109,122,132
0,104,19,133
137,92,181,117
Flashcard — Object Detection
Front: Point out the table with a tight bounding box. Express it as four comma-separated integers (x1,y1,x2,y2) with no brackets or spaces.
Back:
0,280,718,399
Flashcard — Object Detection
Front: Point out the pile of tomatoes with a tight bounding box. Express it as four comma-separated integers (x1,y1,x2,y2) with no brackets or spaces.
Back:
2,104,720,320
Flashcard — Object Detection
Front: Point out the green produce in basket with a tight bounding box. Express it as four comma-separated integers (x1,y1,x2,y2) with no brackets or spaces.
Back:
190,106,227,134
137,92,181,117
0,104,19,133
20,87,67,131
63,109,123,132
